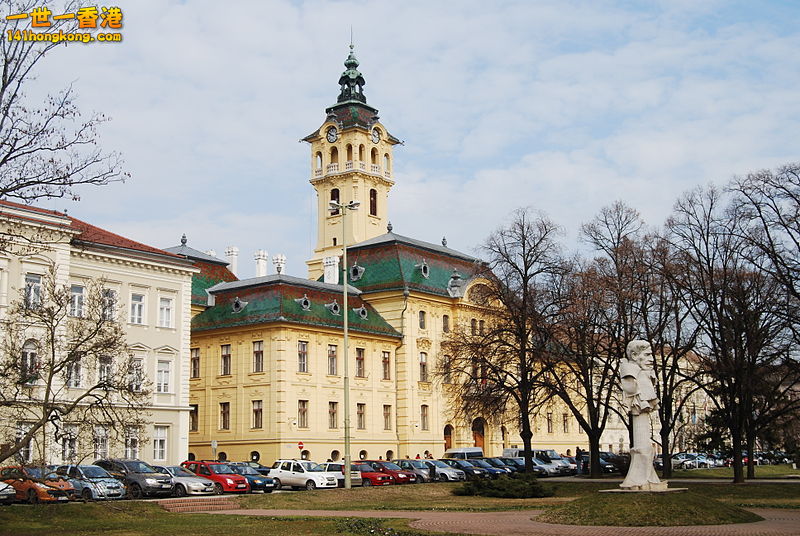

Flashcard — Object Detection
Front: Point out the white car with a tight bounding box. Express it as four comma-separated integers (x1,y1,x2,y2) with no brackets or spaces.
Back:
269,460,339,490
0,481,15,505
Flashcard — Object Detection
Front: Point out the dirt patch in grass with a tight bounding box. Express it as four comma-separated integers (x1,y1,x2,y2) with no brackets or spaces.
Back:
536,492,763,526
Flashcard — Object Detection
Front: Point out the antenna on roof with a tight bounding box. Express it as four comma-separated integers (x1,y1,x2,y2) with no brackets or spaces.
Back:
350,25,353,49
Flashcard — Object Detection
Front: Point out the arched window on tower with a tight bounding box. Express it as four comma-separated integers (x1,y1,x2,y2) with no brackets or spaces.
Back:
383,153,390,172
359,144,365,162
330,146,339,164
330,188,340,215
315,152,322,169
371,147,378,165
346,144,353,162
369,189,377,216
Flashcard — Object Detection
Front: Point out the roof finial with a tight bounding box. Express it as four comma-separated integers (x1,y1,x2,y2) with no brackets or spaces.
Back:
442,237,447,247
181,234,187,246
387,221,393,233
350,25,353,50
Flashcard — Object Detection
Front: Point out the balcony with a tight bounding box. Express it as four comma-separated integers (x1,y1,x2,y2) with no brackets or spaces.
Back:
312,160,391,180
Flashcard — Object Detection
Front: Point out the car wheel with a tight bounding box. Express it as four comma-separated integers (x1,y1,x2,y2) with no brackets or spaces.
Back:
438,474,448,482
27,489,39,504
129,483,143,500
305,480,316,491
174,484,187,497
272,478,282,491
263,489,273,494
214,483,224,495
82,488,93,501
362,479,372,487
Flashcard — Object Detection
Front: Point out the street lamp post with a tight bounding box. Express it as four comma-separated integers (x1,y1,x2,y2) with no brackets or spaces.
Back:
329,199,360,489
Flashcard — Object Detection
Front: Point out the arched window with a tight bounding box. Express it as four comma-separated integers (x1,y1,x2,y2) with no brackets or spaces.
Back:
330,146,339,164
418,310,426,329
315,152,322,169
330,188,340,215
442,315,450,333
383,153,390,171
330,449,340,461
419,352,428,382
371,147,378,165
21,340,38,384
369,188,377,216
359,449,367,460
471,319,477,335
359,144,365,161
346,144,353,161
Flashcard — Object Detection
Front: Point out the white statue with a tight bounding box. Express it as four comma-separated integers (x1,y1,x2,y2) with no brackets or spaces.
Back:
619,340,666,491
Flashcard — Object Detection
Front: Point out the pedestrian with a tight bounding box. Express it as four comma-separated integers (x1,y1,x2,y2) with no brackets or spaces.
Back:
575,447,583,474
415,453,420,459
428,460,437,481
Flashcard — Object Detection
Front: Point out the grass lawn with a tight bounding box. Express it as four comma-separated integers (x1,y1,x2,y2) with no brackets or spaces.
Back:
536,492,763,526
670,464,800,479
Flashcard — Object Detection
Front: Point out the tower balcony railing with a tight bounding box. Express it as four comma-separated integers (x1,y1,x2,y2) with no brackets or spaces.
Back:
313,160,391,179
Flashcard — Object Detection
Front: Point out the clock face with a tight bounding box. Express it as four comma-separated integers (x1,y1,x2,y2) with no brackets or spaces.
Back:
326,127,338,143
371,128,380,143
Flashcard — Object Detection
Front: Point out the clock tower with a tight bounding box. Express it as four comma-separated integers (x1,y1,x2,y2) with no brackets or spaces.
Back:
304,45,401,279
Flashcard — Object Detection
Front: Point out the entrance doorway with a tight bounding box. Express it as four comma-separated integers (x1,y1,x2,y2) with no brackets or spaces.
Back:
443,425,453,450
471,418,486,449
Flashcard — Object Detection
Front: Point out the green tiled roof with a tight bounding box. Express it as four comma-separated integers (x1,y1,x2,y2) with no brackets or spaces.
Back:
192,277,400,338
190,261,238,306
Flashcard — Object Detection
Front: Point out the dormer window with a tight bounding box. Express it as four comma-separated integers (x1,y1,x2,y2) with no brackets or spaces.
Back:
353,305,368,319
325,300,341,316
232,297,248,313
350,262,365,281
294,294,311,311
415,259,429,279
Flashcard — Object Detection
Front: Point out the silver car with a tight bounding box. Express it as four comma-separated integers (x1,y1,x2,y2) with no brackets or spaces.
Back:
423,459,466,482
397,459,433,482
154,465,215,496
319,462,363,487
55,464,124,500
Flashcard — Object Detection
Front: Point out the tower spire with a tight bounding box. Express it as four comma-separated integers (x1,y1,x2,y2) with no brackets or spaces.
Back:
337,42,366,104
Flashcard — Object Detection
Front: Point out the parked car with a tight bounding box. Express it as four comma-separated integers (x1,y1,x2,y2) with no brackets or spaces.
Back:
442,447,484,459
397,459,434,482
0,466,75,503
423,459,466,482
438,458,490,480
180,460,250,494
362,460,417,484
152,465,215,496
349,463,393,486
500,457,548,477
464,458,506,478
318,462,363,487
479,457,516,474
244,461,273,476
534,449,573,475
269,460,339,490
578,454,616,475
227,462,276,492
54,464,124,500
0,480,15,505
95,459,173,499
563,456,578,473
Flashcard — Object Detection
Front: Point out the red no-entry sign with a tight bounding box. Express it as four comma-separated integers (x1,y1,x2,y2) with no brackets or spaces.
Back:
298,441,304,450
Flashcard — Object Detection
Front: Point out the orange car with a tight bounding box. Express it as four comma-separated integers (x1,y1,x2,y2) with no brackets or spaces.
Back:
0,465,75,503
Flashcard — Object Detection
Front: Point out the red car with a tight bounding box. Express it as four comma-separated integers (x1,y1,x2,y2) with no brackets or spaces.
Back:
181,460,249,494
1,466,75,503
362,460,417,484
352,462,394,486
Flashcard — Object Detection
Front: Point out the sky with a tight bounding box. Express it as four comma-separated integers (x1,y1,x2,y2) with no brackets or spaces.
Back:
19,0,800,278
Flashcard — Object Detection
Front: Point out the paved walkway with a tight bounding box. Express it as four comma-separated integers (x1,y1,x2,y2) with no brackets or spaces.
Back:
208,507,800,535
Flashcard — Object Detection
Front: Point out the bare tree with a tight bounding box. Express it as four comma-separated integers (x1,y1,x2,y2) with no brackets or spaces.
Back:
0,0,127,206
0,266,150,465
438,208,563,472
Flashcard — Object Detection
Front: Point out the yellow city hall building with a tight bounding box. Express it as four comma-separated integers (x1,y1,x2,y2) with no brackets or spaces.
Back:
177,46,585,465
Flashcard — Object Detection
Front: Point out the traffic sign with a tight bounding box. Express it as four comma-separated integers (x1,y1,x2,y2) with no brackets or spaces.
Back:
297,441,304,450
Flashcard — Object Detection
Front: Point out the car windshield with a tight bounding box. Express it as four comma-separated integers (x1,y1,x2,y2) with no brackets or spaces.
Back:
454,460,474,468
210,464,235,474
81,466,111,478
25,467,43,478
168,466,195,478
381,462,402,471
544,450,563,460
469,459,492,468
429,460,449,468
503,458,524,467
299,462,324,472
233,465,260,475
408,461,427,469
484,458,504,467
353,464,372,472
123,461,157,473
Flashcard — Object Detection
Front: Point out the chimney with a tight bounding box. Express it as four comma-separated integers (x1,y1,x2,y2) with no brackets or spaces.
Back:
225,246,239,276
254,250,269,277
323,255,340,285
272,254,286,275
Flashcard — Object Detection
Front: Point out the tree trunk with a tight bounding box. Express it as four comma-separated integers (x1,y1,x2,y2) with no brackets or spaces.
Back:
520,414,535,473
731,423,745,484
588,434,602,478
746,431,756,480
660,425,672,479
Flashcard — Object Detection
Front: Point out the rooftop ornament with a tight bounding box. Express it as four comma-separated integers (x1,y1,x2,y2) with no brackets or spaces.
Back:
337,43,366,104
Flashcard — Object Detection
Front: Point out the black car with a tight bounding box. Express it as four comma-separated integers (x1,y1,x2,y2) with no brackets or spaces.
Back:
228,462,275,493
94,458,173,498
498,457,547,477
481,457,517,473
439,459,490,480
578,454,616,474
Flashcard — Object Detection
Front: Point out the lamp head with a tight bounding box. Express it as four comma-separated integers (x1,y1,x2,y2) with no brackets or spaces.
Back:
348,200,361,210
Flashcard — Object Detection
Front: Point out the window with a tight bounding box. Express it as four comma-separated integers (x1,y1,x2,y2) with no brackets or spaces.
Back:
562,413,569,434
189,404,198,432
130,293,144,324
252,400,263,429
381,351,391,380
330,189,340,215
24,274,41,309
98,356,112,385
60,424,78,462
442,314,450,333
418,310,426,329
156,360,170,393
252,340,264,372
128,358,143,391
93,426,108,459
124,427,140,459
443,355,452,384
65,355,82,388
420,405,429,430
479,320,485,334
327,344,337,375
70,285,84,317
220,344,231,375
298,341,308,373
153,426,168,460
356,403,366,430
419,352,428,382
328,401,338,429
298,400,308,428
158,297,173,328
369,188,377,216
355,347,365,377
471,319,477,335
101,288,117,320
546,412,553,434
190,348,200,378
16,422,33,462
219,402,230,430
383,404,392,430
20,341,38,384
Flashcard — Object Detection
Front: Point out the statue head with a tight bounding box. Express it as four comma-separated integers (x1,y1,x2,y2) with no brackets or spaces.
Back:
626,340,653,366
